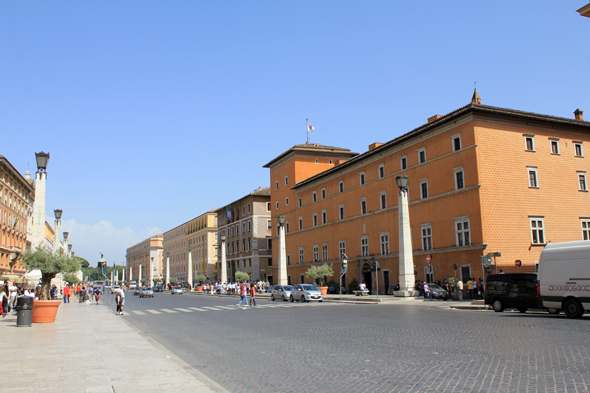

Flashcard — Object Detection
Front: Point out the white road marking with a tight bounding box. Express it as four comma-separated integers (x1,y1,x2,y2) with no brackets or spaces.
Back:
132,310,146,315
146,310,161,314
203,306,223,311
188,307,207,311
160,309,178,313
174,308,192,312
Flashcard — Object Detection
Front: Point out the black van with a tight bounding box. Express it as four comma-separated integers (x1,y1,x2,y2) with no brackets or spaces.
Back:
484,273,538,313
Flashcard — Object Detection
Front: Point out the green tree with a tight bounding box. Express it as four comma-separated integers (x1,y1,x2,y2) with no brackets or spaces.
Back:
170,277,178,284
21,246,81,300
348,278,359,293
140,279,147,284
305,263,334,287
153,278,162,284
235,271,249,282
195,274,207,284
63,273,81,285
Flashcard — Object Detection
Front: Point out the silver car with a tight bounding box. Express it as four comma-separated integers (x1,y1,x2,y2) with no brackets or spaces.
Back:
139,287,154,298
172,286,183,295
289,284,323,302
270,285,293,301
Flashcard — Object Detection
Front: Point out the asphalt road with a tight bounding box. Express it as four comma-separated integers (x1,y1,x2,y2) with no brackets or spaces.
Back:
105,291,590,393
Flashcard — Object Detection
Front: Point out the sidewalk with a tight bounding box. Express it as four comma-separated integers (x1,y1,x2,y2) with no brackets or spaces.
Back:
1,301,227,393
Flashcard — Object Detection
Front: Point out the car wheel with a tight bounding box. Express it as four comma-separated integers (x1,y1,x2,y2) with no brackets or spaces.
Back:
547,308,560,315
319,300,323,303
563,298,584,319
271,295,275,301
492,299,504,312
290,295,294,302
518,307,528,313
301,295,306,303
281,295,285,301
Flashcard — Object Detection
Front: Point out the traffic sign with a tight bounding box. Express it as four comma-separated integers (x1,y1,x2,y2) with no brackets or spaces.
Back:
426,255,432,263
483,256,492,266
515,260,522,267
453,263,458,270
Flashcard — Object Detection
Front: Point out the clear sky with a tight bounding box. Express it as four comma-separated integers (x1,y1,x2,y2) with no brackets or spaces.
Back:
1,1,588,267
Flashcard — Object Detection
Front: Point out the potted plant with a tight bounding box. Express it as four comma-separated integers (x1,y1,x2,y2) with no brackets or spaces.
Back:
195,274,207,292
235,271,249,282
21,246,81,323
305,264,334,295
169,277,178,287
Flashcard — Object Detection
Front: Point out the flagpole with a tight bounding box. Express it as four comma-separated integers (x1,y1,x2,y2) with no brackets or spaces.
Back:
306,118,309,144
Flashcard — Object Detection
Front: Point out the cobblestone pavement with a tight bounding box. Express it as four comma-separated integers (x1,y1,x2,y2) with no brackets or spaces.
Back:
119,293,590,393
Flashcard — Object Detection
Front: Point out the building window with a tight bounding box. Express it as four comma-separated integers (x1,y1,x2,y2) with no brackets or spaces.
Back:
454,168,464,190
248,203,251,213
578,172,587,191
380,232,389,255
339,181,344,193
421,224,433,250
420,179,428,199
285,197,289,206
378,164,385,179
581,219,590,240
275,181,279,190
248,221,251,231
575,142,583,157
455,217,470,247
359,172,365,185
361,236,369,257
267,219,271,230
266,202,271,211
299,216,303,230
315,159,319,164
286,221,290,233
339,204,344,220
242,222,246,233
321,188,326,199
287,253,291,265
452,135,462,152
313,213,318,227
360,198,367,215
285,176,288,186
550,139,560,155
321,243,328,261
276,201,279,210
267,239,272,250
528,167,538,188
312,191,317,202
299,247,305,263
380,191,387,210
418,148,426,164
525,135,535,151
313,245,319,262
339,240,346,259
530,217,545,244
400,155,407,170
242,206,245,215
298,197,302,207
329,160,333,165
322,209,327,224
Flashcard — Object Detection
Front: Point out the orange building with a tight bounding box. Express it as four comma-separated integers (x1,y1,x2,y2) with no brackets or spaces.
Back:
264,93,590,293
126,235,163,285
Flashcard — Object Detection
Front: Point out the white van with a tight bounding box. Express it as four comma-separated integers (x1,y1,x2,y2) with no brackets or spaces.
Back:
538,240,590,318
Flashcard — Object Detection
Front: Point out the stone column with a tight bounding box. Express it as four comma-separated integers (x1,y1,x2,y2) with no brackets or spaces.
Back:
53,220,61,254
166,254,170,289
32,171,47,248
187,247,193,290
150,257,154,288
221,238,227,284
129,267,132,282
139,264,142,286
278,224,287,285
397,188,416,295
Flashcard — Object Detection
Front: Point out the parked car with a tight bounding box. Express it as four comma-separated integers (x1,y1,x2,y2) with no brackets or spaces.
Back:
289,284,323,302
538,240,590,318
425,283,450,300
154,285,163,292
133,287,142,296
110,285,120,294
271,285,293,301
140,287,154,298
172,286,183,295
485,273,538,313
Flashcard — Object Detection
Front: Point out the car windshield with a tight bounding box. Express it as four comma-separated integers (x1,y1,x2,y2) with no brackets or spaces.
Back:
144,288,152,291
428,284,443,290
284,286,293,290
302,285,318,291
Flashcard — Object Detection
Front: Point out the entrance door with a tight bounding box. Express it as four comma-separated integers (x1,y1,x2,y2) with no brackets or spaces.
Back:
267,275,273,285
460,265,471,282
383,270,390,294
424,266,434,283
362,271,373,294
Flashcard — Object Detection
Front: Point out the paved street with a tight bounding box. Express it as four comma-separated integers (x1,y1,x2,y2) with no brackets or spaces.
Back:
110,292,590,393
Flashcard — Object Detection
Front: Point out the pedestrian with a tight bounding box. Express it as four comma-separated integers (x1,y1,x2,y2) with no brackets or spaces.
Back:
423,282,430,300
237,282,249,308
115,288,125,315
473,279,480,299
456,280,464,300
249,284,256,307
95,287,101,304
8,281,17,311
0,286,9,317
467,278,474,301
479,278,485,299
63,285,70,303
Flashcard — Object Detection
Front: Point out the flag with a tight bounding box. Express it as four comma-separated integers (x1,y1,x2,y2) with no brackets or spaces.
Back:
13,214,19,228
226,206,232,221
307,120,315,132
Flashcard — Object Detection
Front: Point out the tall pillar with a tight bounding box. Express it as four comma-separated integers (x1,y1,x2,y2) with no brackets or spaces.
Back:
187,247,193,290
53,219,62,254
166,253,170,288
397,187,416,295
32,170,47,248
278,222,287,285
150,257,154,288
139,264,142,286
220,236,227,284
122,267,125,283
129,267,133,282
116,269,119,284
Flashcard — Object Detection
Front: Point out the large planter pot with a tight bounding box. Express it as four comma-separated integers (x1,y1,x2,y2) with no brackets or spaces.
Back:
32,300,61,323
318,286,328,296
196,286,204,292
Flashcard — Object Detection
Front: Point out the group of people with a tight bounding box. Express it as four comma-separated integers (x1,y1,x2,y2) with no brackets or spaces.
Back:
205,280,271,296
0,282,45,317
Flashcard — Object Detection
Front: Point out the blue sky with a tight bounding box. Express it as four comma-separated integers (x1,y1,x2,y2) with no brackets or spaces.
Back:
1,1,588,266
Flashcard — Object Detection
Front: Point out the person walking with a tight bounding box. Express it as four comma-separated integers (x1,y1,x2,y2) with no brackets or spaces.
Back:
115,288,125,315
456,279,464,300
249,284,256,307
237,282,249,308
423,282,430,300
63,285,70,303
0,287,9,317
95,287,101,304
466,278,474,301
8,281,17,311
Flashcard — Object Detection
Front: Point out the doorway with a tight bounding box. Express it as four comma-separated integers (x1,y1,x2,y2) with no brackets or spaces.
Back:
361,262,373,294
424,266,434,283
383,270,390,295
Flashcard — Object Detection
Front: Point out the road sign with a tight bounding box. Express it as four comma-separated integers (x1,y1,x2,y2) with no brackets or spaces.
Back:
483,256,492,266
426,255,432,263
453,263,458,270
515,260,522,267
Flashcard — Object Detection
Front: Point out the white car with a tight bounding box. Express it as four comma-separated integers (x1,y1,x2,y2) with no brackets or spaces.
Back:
171,286,183,295
289,284,323,302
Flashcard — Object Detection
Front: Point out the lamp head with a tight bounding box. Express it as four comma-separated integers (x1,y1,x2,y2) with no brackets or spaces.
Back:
396,175,409,190
63,231,69,240
35,152,50,171
277,215,286,225
54,209,63,220
68,244,72,251
220,235,226,242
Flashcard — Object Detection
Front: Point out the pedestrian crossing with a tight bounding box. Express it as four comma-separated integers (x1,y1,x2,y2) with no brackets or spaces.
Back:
130,302,325,316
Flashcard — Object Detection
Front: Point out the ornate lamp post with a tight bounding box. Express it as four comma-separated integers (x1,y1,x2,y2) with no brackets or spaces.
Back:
31,152,50,248
187,246,193,290
395,175,416,296
63,231,70,256
220,235,227,284
277,215,287,285
53,209,63,254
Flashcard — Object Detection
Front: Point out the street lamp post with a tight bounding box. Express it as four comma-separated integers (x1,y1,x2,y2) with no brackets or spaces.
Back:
220,235,227,284
187,246,193,291
150,256,154,288
54,209,63,254
165,252,170,289
32,152,49,248
395,175,416,296
277,215,287,285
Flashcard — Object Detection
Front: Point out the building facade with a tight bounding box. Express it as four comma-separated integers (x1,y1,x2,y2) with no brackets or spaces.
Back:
0,156,35,277
265,94,590,293
163,222,188,283
216,187,272,282
126,235,164,286
186,211,218,282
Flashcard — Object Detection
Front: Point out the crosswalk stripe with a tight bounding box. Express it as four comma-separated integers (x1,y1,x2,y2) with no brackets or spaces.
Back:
202,306,222,311
132,310,146,315
217,306,238,310
188,307,206,311
160,308,177,313
146,310,161,314
174,308,192,313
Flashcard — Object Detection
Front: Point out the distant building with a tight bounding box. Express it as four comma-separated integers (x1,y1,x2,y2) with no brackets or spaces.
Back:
185,211,218,282
126,235,163,286
163,221,188,283
578,1,590,17
216,187,272,282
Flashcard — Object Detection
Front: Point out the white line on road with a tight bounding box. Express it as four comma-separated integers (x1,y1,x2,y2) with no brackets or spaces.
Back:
188,307,207,311
202,306,223,311
217,306,238,310
146,310,161,314
174,308,192,312
132,310,146,315
160,309,178,313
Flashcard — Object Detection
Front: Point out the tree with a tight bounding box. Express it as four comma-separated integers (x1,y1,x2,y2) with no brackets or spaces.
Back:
63,273,81,285
195,274,207,284
235,271,249,282
21,246,81,300
153,278,162,284
140,279,147,284
170,277,178,284
305,263,334,287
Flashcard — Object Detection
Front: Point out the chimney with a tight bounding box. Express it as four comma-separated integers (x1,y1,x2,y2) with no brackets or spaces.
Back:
368,142,383,151
427,115,442,123
574,109,584,121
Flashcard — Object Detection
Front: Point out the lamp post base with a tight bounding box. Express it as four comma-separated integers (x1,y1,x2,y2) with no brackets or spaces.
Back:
394,290,421,297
